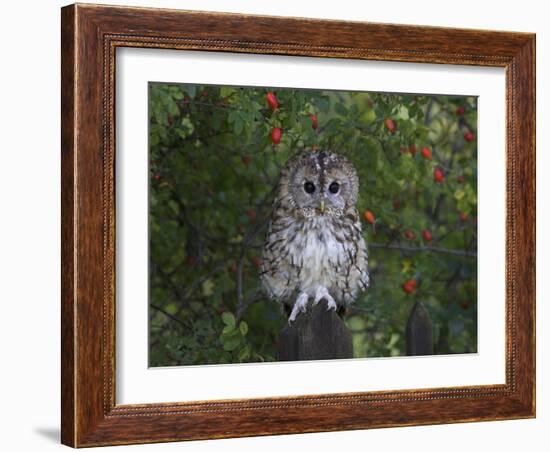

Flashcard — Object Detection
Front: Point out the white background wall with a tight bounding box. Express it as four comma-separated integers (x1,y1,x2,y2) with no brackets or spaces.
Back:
0,1,545,451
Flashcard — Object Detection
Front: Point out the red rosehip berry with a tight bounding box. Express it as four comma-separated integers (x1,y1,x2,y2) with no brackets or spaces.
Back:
404,229,416,240
153,172,161,181
384,118,396,133
409,144,417,156
459,212,469,222
247,209,257,222
402,279,417,294
464,131,475,142
455,106,465,116
363,210,375,224
421,146,432,160
309,114,318,129
422,229,433,242
434,167,445,183
266,92,278,111
271,127,282,145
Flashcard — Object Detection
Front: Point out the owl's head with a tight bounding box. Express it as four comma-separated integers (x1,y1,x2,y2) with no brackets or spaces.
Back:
282,150,359,218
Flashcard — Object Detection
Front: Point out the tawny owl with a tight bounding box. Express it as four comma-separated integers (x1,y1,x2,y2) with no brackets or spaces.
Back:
260,150,369,323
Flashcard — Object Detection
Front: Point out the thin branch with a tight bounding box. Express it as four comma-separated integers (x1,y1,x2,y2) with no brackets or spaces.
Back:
179,99,240,111
150,303,188,328
152,264,188,308
236,290,264,320
347,306,377,315
369,242,476,258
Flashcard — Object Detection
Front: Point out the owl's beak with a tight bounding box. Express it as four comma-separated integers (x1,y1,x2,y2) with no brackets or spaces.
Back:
319,200,325,214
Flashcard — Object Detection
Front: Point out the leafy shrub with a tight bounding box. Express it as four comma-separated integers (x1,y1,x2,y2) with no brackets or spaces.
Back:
148,83,477,366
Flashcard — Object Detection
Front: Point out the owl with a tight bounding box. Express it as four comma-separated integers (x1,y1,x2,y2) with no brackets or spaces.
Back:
260,150,369,323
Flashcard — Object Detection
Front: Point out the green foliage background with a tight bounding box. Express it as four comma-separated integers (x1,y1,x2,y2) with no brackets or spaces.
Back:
148,82,478,366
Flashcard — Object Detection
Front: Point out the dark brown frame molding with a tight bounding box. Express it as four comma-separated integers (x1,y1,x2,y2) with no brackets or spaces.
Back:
61,3,536,447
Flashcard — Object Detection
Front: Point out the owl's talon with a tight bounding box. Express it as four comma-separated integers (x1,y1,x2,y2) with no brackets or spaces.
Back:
288,292,309,324
313,286,337,312
325,298,338,311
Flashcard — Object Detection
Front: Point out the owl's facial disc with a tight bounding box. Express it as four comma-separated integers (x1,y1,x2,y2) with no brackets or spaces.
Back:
287,150,358,217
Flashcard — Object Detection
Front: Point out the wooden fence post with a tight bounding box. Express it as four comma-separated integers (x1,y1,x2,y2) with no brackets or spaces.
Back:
277,300,353,361
406,300,434,356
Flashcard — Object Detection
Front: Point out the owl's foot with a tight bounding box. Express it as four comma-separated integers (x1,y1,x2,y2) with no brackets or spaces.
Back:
313,286,337,312
288,292,309,324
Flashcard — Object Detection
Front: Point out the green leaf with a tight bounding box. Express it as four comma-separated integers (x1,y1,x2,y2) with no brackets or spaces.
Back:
222,325,235,334
185,85,196,99
454,189,465,201
316,96,330,113
220,87,236,97
239,321,248,336
221,312,236,327
165,303,178,315
202,279,214,297
335,103,348,116
168,200,179,215
234,115,244,135
227,110,238,123
238,346,251,361
222,337,240,351
170,87,184,100
396,105,409,120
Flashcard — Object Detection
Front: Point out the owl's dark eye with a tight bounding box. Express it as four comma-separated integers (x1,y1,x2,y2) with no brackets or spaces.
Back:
304,181,316,194
329,181,340,194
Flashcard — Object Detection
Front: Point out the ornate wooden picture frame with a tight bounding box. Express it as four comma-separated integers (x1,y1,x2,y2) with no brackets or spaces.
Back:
61,3,535,447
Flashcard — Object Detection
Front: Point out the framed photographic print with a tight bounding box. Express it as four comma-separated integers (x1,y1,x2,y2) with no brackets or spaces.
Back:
61,3,536,447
